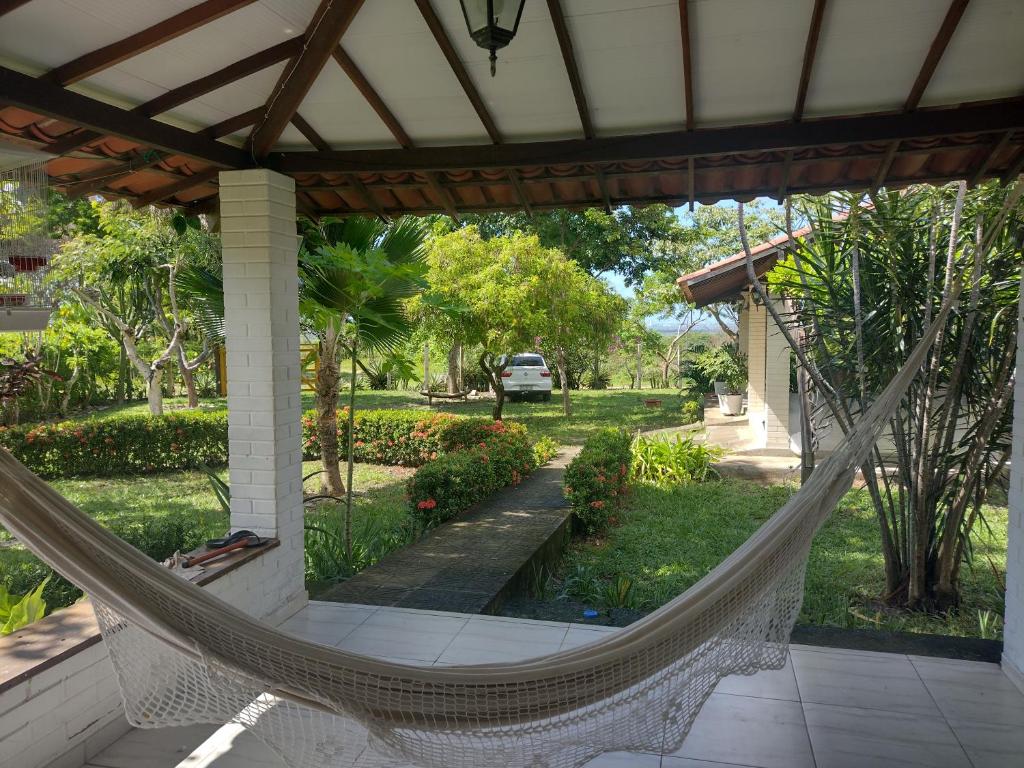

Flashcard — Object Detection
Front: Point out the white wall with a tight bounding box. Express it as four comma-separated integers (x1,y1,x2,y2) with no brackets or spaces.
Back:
1003,282,1024,692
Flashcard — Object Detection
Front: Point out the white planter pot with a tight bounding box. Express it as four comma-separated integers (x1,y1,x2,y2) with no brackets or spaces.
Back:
720,393,744,415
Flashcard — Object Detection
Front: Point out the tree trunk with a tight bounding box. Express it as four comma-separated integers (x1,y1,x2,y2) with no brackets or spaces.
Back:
115,342,128,404
480,352,506,420
146,370,164,416
635,341,643,390
447,343,462,393
176,343,200,408
315,327,345,496
556,347,571,416
343,338,358,565
59,365,81,416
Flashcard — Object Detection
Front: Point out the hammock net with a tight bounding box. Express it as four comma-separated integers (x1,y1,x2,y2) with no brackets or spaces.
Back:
0,305,949,768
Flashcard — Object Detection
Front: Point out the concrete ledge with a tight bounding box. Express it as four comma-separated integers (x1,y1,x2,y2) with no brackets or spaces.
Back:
1003,652,1024,695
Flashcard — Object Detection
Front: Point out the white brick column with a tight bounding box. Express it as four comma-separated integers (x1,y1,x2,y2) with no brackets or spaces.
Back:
219,169,306,618
763,298,792,451
1003,285,1024,692
746,297,767,444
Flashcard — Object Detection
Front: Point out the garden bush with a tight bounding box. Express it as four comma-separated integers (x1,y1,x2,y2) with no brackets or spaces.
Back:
631,434,722,487
406,421,537,528
0,411,228,478
301,409,514,467
564,428,632,532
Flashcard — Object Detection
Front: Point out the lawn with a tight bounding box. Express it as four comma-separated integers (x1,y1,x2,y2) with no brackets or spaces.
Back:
554,480,1007,639
0,461,412,612
73,388,685,446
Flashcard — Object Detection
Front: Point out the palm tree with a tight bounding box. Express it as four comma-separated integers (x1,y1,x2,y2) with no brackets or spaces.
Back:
298,217,428,558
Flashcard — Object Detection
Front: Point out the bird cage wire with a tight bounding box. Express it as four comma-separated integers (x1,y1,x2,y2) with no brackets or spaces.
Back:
0,159,57,326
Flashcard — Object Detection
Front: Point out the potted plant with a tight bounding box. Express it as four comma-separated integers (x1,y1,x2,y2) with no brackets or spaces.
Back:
719,351,747,416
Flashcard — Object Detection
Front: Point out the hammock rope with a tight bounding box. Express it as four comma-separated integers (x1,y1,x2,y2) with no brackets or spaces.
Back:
0,299,953,768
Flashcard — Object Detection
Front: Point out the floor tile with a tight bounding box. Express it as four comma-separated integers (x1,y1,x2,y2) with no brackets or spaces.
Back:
457,615,569,645
580,750,661,767
943,716,1024,768
357,607,470,636
661,759,758,768
668,693,814,768
335,624,458,662
714,656,800,702
803,701,971,768
909,657,1024,726
84,724,221,767
791,648,939,715
562,626,617,650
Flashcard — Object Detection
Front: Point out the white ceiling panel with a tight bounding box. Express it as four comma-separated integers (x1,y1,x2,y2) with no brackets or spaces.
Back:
165,64,287,127
339,0,491,146
298,62,401,149
0,0,204,73
426,0,583,141
804,0,947,116
562,0,686,135
690,0,808,125
921,0,1024,107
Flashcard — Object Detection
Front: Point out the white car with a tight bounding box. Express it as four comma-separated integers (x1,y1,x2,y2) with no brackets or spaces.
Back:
501,353,553,402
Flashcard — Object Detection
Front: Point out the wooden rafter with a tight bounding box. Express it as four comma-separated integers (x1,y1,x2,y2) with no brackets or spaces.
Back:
414,0,502,144
333,46,412,148
506,170,533,217
44,37,304,157
44,0,258,86
274,98,1024,174
291,113,331,152
779,0,828,200
345,174,388,220
546,0,611,212
132,168,219,208
203,107,262,140
969,131,1013,187
687,157,695,212
678,0,695,131
1,65,249,167
875,0,970,191
1001,146,1024,186
250,0,364,158
64,152,167,199
0,1,31,18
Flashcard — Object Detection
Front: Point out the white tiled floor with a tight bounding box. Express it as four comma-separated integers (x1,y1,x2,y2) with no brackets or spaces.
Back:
82,601,1024,768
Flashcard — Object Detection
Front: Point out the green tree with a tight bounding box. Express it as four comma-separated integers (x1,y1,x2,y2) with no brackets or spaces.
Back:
460,205,690,286
766,182,1022,611
299,216,428,556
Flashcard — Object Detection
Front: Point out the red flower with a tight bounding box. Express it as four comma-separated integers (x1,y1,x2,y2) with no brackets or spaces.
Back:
417,498,437,510
590,500,605,509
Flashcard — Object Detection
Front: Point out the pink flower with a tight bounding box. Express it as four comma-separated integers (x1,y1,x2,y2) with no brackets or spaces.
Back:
417,499,437,510
590,500,605,509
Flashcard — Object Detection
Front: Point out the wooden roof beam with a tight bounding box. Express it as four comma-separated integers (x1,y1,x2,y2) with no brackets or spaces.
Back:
273,98,1024,174
414,0,502,144
132,168,219,208
250,0,364,158
968,130,1013,187
778,0,828,201
0,65,249,168
333,46,412,148
875,0,971,191
64,151,167,198
45,36,304,157
546,0,612,211
0,1,31,18
44,0,258,86
678,0,695,131
203,107,262,139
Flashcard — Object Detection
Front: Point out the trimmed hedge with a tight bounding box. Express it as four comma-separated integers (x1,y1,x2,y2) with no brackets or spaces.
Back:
406,420,537,528
0,412,228,479
564,428,632,532
301,409,519,468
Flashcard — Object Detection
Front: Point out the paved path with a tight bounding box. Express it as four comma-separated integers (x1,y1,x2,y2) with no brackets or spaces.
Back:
318,447,580,613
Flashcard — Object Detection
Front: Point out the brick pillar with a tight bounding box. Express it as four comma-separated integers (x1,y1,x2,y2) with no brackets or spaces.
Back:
219,169,306,619
1003,284,1024,692
746,298,767,445
763,298,792,452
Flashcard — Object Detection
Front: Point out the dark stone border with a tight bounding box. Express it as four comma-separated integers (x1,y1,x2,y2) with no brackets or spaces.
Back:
791,623,1002,663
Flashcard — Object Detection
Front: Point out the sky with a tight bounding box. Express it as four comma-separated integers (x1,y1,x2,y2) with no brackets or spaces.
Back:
605,198,785,333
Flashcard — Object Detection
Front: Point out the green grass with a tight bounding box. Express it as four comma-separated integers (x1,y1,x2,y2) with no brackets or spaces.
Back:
0,461,413,611
69,388,686,446
559,480,1007,639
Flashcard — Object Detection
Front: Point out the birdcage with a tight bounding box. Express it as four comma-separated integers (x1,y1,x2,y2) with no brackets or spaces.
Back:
0,152,56,332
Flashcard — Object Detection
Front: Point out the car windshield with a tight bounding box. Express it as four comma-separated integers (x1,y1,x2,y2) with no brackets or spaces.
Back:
511,355,545,367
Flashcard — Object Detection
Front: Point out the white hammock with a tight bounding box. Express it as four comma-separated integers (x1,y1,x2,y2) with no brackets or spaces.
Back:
0,307,948,768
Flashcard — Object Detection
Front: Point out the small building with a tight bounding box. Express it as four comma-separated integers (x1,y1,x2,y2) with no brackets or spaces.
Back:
677,228,810,453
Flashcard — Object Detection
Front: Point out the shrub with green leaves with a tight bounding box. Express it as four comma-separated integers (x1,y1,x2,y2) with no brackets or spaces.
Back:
532,436,559,465
0,411,228,478
564,428,632,532
406,421,536,528
631,434,722,487
0,575,50,635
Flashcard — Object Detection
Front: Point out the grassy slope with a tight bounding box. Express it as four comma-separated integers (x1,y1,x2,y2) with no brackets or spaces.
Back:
563,480,1007,639
71,389,685,446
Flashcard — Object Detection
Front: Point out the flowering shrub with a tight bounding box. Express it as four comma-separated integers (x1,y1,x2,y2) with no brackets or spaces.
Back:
0,411,228,478
406,421,536,528
564,428,632,532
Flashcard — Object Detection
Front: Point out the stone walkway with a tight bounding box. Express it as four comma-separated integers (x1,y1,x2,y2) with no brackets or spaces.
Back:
318,447,580,613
